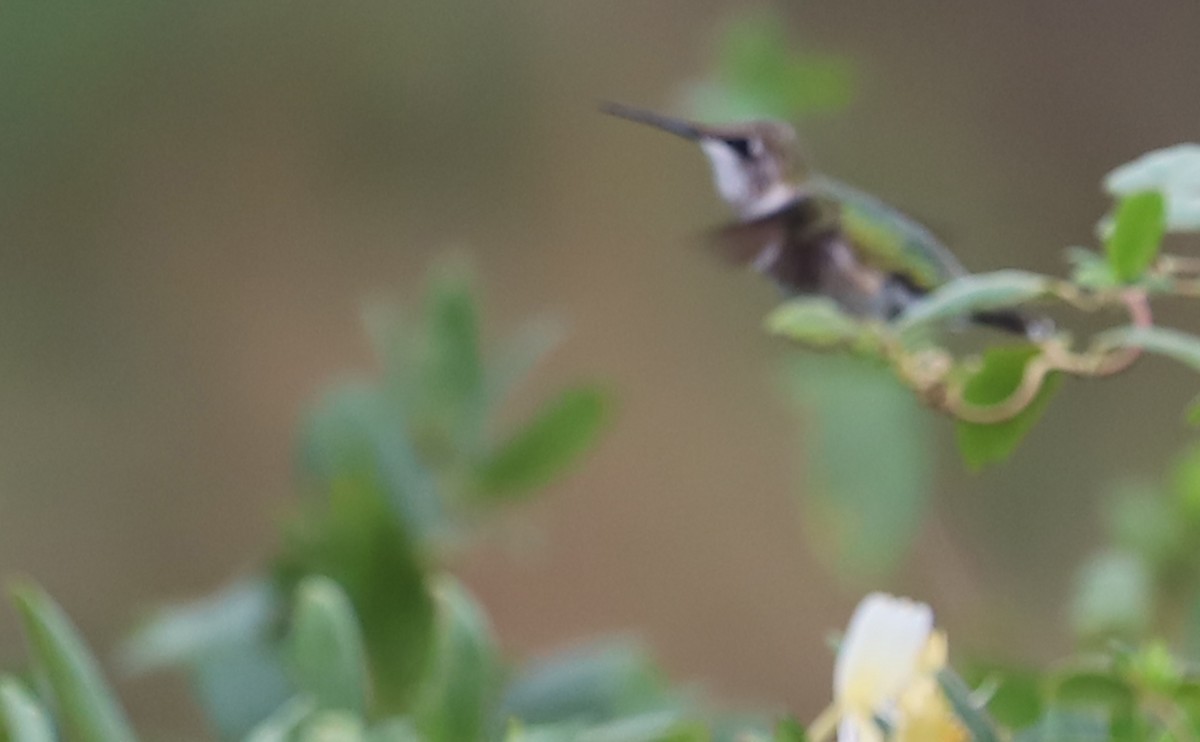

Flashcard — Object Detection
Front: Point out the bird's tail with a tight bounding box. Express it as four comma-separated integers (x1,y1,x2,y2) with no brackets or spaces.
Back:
971,309,1056,341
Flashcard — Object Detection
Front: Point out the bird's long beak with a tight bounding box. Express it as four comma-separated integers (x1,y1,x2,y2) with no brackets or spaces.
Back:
600,102,702,141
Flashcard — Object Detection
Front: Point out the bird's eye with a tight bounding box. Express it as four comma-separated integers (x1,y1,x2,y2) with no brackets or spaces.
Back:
724,137,753,159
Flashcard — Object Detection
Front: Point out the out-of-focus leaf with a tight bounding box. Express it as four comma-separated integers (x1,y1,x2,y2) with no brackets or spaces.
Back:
1070,551,1152,642
962,664,1044,730
473,386,612,501
1104,191,1166,282
300,382,443,546
503,721,588,742
498,641,673,729
1105,482,1184,567
1105,144,1200,232
1012,708,1109,742
1066,247,1120,290
297,711,366,742
1186,395,1200,427
937,669,1000,742
9,583,137,742
121,578,278,674
188,638,293,741
1097,325,1200,373
772,717,808,741
575,711,708,742
1171,444,1200,524
687,12,854,121
896,271,1049,334
1051,662,1132,710
367,718,422,742
955,345,1062,471
1125,642,1180,696
787,356,933,578
283,463,435,714
420,266,486,450
287,576,369,716
765,299,868,349
484,317,566,408
413,578,501,742
0,677,54,742
244,698,313,742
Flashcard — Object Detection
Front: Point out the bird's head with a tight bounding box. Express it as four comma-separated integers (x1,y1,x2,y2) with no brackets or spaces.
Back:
602,103,804,219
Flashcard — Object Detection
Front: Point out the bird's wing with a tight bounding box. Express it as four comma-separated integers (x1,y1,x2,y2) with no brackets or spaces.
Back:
810,176,966,291
707,195,839,294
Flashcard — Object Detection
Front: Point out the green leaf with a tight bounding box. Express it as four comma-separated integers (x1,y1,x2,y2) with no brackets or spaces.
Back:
498,641,673,728
287,576,370,716
955,345,1062,470
1012,708,1109,742
300,382,444,546
1096,325,1200,373
1171,444,1200,524
297,711,366,742
1070,551,1152,641
772,717,808,741
1105,482,1184,568
1186,395,1200,427
282,461,435,714
1052,670,1136,712
962,664,1044,730
474,386,612,501
937,669,1001,742
0,677,54,742
1105,144,1200,233
187,639,293,742
1104,191,1166,282
575,712,708,742
120,578,278,674
1066,247,1120,291
689,11,855,120
896,271,1050,334
244,698,314,742
503,721,588,742
413,578,501,742
10,582,137,742
787,357,933,578
420,265,486,448
484,317,566,408
366,718,423,742
765,298,869,349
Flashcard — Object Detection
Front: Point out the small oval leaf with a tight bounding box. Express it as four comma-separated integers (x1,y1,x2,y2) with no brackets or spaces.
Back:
287,576,370,716
956,346,1062,470
413,578,501,742
1105,144,1200,233
897,271,1050,333
1105,191,1166,282
766,298,866,348
474,386,612,501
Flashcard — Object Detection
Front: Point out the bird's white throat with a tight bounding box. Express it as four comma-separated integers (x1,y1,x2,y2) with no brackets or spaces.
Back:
699,140,795,219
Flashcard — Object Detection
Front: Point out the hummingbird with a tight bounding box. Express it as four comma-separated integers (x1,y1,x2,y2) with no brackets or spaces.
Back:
602,102,1047,338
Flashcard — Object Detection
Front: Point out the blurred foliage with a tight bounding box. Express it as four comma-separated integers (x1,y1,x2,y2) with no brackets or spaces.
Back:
684,12,855,122
7,7,1200,742
785,357,932,579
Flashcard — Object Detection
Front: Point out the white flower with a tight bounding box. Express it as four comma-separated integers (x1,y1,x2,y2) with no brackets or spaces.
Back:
835,593,933,718
809,593,964,742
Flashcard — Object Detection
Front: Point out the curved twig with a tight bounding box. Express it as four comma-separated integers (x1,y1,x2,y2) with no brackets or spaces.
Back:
887,288,1154,424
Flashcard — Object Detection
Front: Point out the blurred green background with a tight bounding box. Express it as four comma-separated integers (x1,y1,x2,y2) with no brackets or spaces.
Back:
2,1,1200,737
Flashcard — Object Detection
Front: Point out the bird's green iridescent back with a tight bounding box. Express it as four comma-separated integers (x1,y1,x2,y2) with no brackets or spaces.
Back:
810,176,966,291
